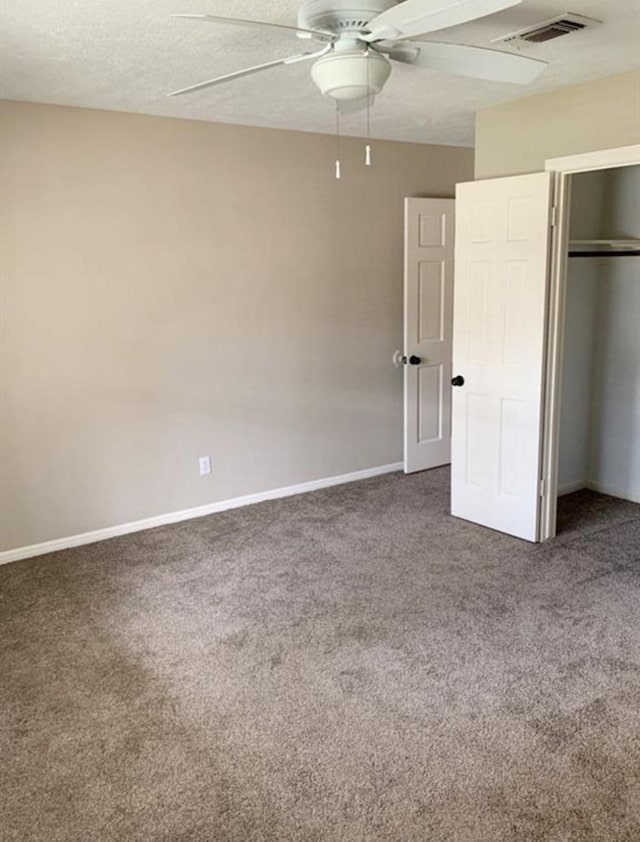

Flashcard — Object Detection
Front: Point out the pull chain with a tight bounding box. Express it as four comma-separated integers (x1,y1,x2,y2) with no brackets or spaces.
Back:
335,102,341,180
365,51,372,167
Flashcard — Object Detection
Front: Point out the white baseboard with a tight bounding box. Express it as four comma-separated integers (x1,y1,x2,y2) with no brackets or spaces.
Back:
557,479,640,504
557,480,588,496
585,480,640,505
0,462,403,566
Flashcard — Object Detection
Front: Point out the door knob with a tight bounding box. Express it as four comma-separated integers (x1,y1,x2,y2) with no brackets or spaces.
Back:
451,375,465,387
392,351,423,367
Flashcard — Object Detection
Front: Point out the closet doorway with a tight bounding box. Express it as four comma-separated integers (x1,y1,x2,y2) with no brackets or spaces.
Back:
541,148,640,540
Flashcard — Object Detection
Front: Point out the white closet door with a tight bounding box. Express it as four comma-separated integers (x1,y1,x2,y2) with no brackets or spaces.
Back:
451,173,552,541
403,198,455,473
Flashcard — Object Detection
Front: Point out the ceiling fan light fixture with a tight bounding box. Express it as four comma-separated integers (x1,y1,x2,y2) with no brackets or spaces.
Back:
311,51,391,100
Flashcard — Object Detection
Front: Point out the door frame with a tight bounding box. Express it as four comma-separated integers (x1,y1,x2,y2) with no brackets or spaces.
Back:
539,143,640,541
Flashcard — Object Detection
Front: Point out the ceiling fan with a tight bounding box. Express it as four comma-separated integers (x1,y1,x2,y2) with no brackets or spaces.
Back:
167,0,547,109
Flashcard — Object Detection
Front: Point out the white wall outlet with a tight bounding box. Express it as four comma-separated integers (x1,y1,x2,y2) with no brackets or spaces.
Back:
198,456,211,476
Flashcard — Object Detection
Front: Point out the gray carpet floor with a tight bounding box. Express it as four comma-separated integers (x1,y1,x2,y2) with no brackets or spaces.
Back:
2,467,640,842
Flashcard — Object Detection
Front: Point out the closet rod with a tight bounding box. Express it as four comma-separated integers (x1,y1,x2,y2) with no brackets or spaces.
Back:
569,250,640,257
568,239,640,258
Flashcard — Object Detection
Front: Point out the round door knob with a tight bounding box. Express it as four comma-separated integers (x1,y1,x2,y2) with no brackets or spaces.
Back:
451,375,465,387
409,355,421,365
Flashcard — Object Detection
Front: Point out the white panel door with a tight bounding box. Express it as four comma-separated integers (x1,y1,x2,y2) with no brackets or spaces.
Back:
404,198,455,473
451,173,552,541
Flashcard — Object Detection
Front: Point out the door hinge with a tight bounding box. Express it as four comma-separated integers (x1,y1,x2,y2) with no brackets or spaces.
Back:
539,479,546,497
550,206,558,228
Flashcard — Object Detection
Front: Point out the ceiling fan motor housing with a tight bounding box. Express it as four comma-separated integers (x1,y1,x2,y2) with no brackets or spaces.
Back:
297,0,396,35
311,50,391,100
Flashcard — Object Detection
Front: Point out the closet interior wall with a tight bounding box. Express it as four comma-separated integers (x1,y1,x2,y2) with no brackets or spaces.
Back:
558,165,640,503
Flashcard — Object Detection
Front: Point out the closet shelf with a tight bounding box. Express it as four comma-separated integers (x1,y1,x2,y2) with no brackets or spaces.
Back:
569,239,640,257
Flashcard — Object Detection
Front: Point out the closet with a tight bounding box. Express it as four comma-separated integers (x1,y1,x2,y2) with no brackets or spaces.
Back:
557,165,640,515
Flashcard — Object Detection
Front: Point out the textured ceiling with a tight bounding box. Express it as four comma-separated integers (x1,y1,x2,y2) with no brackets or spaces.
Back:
1,1,639,145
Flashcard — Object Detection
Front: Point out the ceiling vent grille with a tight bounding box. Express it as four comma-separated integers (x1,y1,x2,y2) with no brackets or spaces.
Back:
493,13,600,45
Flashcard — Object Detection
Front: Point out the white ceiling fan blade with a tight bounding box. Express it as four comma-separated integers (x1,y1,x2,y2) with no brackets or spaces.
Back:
363,0,521,42
171,14,334,42
167,48,330,97
387,41,546,84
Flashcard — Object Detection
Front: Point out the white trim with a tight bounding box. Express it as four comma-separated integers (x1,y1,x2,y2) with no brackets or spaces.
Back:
557,480,640,503
539,169,572,540
545,144,640,174
558,480,587,497
586,481,640,506
539,143,640,541
0,462,403,566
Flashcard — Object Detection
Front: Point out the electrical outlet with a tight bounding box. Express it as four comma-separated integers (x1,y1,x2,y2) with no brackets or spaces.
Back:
198,456,211,476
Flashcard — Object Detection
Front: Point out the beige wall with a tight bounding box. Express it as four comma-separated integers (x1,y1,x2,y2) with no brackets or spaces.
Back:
475,70,640,179
0,101,472,551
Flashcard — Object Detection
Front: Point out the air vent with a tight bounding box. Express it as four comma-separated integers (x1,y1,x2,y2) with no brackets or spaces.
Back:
493,13,600,45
